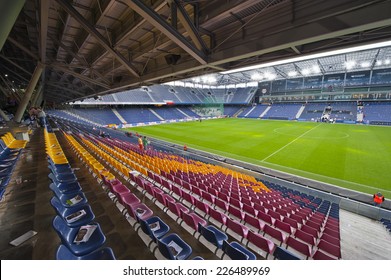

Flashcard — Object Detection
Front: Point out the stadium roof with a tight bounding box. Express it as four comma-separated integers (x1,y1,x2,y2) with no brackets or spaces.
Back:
1,0,391,104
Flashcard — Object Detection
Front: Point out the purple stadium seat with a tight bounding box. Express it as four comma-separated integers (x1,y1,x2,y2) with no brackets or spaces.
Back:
286,236,312,259
228,204,245,220
226,218,249,242
181,210,207,232
244,213,265,233
317,239,341,259
263,224,288,246
246,230,276,259
294,229,316,246
209,207,228,228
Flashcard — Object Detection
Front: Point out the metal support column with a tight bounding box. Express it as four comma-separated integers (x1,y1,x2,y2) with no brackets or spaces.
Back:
0,109,10,121
14,63,44,122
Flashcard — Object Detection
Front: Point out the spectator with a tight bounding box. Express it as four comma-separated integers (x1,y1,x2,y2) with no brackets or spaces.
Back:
142,136,148,150
373,192,385,207
36,107,46,127
138,136,143,151
183,144,187,151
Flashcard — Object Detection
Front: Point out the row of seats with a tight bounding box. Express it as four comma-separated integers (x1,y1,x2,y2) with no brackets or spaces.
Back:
44,127,115,260
86,132,340,260
63,130,214,260
63,124,258,260
78,131,269,260
55,117,342,260
0,132,28,200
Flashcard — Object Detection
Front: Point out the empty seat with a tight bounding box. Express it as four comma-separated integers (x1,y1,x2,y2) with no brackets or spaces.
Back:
246,230,276,259
317,239,341,259
244,213,265,233
50,197,95,227
274,219,294,235
263,224,287,246
286,236,311,259
52,216,106,256
294,229,316,246
56,244,116,260
167,201,189,220
157,233,192,260
273,246,300,260
198,223,228,253
208,207,228,228
226,218,249,242
222,240,256,260
228,204,245,220
311,249,338,260
126,203,154,220
138,216,170,243
181,210,207,232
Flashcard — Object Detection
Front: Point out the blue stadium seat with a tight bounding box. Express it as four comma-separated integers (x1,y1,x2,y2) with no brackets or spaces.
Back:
52,215,106,256
222,240,256,260
157,233,192,260
56,244,116,260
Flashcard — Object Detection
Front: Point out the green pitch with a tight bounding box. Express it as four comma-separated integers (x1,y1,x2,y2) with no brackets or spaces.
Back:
124,118,391,196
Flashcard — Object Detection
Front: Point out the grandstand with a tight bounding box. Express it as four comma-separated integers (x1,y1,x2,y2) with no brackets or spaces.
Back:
1,0,391,266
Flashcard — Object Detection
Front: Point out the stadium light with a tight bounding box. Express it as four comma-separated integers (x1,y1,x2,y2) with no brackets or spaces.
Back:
375,60,382,66
312,65,321,74
361,61,370,68
385,59,390,65
345,61,356,70
288,71,298,77
220,40,391,74
301,69,310,75
251,73,263,80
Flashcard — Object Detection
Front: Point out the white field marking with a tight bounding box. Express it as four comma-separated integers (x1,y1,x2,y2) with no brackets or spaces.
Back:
136,129,391,195
261,123,322,162
273,127,350,140
254,159,391,195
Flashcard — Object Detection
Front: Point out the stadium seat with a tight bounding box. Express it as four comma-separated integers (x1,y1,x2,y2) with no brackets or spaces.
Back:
198,223,228,254
246,230,276,259
138,216,170,243
222,240,256,260
56,244,116,260
273,246,300,260
52,216,106,256
157,233,192,260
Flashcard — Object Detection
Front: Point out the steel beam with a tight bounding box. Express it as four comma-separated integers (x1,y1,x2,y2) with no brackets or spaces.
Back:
124,0,207,64
7,37,39,60
55,0,140,77
40,0,49,64
174,0,208,52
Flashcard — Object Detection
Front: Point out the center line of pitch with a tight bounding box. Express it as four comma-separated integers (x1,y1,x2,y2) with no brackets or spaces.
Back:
261,123,322,162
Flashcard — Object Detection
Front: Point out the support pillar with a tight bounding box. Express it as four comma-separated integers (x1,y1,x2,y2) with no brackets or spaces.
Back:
0,0,25,50
31,83,43,107
14,63,44,122
0,109,10,121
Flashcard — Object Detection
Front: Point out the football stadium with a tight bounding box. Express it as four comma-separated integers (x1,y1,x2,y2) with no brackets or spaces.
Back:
1,0,391,267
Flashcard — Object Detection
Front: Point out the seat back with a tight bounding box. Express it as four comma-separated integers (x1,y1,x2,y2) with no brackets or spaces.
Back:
273,246,300,260
222,240,248,260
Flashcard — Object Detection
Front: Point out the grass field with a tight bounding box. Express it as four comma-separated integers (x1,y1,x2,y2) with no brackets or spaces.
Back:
125,118,391,196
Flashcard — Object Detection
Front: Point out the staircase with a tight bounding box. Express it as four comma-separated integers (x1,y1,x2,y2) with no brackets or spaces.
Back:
244,106,256,117
111,108,127,124
260,106,271,118
296,104,306,119
176,108,190,118
149,108,164,120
